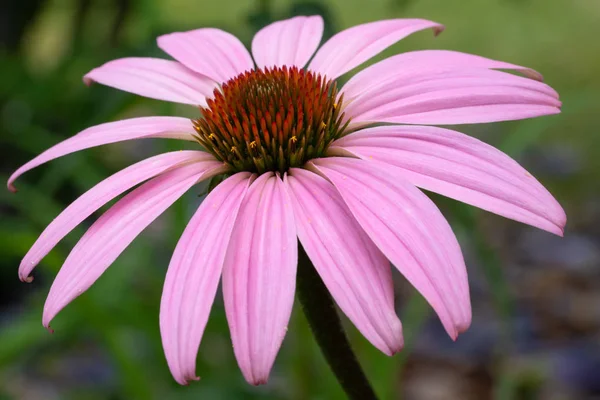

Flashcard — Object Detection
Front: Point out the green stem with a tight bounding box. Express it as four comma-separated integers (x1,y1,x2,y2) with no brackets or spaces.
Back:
296,244,378,400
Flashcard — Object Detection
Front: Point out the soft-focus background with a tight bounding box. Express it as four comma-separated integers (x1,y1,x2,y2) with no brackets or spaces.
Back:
1,0,599,399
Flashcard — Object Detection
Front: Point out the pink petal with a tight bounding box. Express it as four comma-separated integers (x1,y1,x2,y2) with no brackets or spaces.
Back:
83,57,218,105
341,50,546,101
331,125,566,235
42,161,225,329
19,151,217,283
8,117,198,192
251,16,324,69
157,29,254,83
344,70,561,127
222,173,297,385
308,19,443,80
284,168,403,355
160,172,253,385
311,157,471,339
344,69,558,120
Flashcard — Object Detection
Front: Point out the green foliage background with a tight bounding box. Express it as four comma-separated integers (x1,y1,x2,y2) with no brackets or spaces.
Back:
1,0,598,399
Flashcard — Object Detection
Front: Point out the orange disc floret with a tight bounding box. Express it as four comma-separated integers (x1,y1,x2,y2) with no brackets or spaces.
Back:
193,66,348,174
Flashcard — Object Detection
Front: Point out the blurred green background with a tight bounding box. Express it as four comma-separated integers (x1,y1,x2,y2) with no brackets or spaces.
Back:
1,0,599,399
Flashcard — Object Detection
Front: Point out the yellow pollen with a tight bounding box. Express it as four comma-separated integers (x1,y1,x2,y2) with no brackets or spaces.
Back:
249,141,257,149
208,133,217,141
230,146,237,153
333,103,338,109
320,122,327,129
290,136,297,143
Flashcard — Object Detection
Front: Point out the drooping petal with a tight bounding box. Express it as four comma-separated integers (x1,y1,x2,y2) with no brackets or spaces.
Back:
42,161,225,328
308,19,443,80
331,125,566,235
284,168,402,355
8,117,198,191
222,173,297,385
19,151,218,282
341,50,546,101
83,57,218,105
252,16,324,69
345,68,558,114
157,29,254,83
342,69,560,127
311,157,471,339
160,172,253,385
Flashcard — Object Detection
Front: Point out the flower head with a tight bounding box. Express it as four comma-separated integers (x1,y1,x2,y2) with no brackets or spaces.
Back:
9,16,565,386
194,65,347,173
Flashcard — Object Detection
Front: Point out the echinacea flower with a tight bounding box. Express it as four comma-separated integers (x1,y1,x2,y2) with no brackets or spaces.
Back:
9,16,565,385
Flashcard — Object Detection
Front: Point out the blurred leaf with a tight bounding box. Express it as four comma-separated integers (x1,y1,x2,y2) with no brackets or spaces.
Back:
102,328,156,400
0,309,76,366
500,91,597,157
394,293,430,399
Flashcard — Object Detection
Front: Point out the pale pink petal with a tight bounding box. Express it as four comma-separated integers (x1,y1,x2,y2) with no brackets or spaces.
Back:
343,69,561,127
42,161,226,328
252,16,324,69
308,19,443,80
158,29,254,83
8,117,199,192
311,157,471,339
341,50,546,101
83,57,218,105
284,168,402,355
160,172,253,385
222,173,297,385
344,69,558,120
331,125,566,235
19,151,217,282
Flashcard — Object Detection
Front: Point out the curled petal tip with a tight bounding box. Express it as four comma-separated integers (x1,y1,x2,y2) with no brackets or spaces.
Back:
433,24,445,36
554,228,565,238
250,378,269,386
448,329,459,342
173,370,201,386
7,171,19,192
183,376,200,386
386,343,404,356
42,310,55,332
517,68,545,82
19,260,37,282
381,325,404,356
445,323,465,342
82,74,94,86
457,322,471,336
549,219,566,237
449,320,471,342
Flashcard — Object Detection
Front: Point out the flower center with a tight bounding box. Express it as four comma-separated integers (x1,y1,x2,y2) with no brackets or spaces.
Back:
193,66,348,174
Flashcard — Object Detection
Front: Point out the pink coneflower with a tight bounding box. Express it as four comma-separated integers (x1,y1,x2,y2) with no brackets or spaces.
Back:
9,16,565,386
